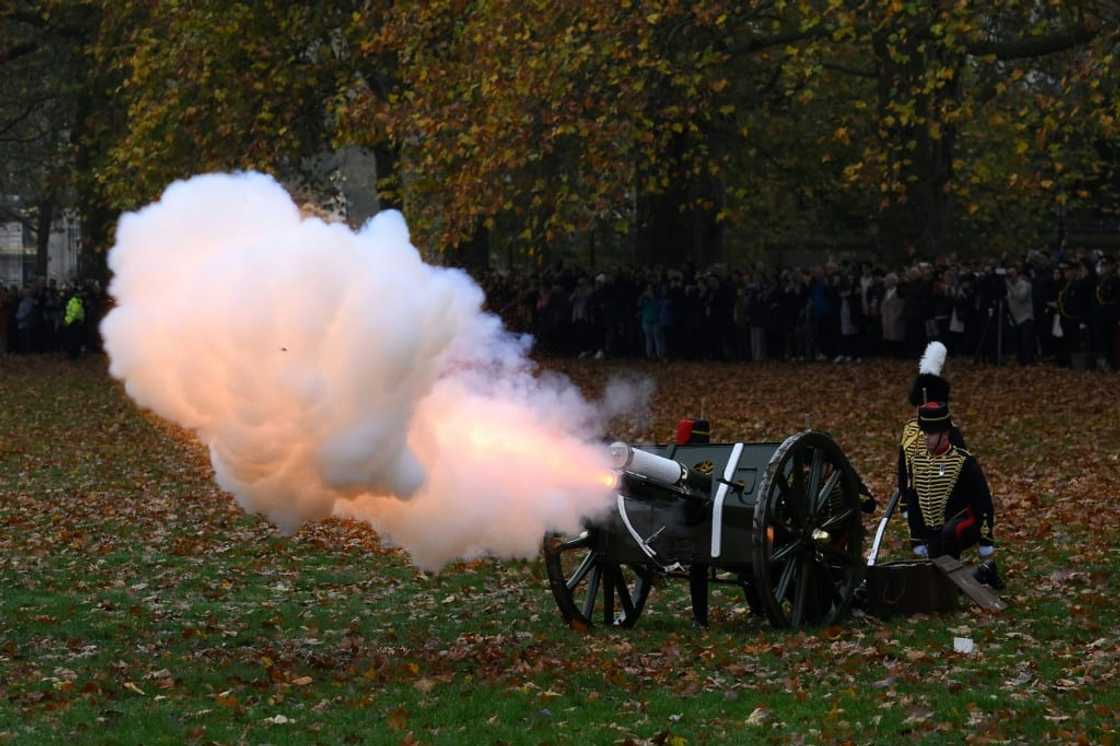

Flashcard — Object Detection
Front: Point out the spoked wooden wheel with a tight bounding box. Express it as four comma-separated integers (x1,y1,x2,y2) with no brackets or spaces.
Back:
543,531,652,629
751,432,864,628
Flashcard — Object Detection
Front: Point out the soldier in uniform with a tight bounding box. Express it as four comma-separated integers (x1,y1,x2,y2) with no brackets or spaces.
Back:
675,417,715,628
905,400,1001,588
897,342,967,538
1056,260,1090,366
1094,254,1118,370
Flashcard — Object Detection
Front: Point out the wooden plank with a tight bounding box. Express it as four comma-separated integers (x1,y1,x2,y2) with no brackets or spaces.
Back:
931,555,1008,612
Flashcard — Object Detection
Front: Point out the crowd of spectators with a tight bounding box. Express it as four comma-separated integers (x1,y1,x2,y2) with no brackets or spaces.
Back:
3,250,1117,372
479,249,1120,371
0,280,107,357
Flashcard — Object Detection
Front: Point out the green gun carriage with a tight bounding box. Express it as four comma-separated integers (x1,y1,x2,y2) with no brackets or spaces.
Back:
543,429,873,629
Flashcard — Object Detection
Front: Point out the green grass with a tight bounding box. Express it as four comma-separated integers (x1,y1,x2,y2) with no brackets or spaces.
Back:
1,355,1119,745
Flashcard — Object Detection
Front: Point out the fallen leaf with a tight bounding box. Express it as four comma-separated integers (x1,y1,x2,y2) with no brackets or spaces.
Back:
387,706,408,731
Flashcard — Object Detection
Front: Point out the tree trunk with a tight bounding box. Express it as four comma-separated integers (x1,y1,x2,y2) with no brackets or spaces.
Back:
691,177,723,267
872,18,962,257
451,222,491,271
635,134,723,266
636,189,687,265
35,197,53,280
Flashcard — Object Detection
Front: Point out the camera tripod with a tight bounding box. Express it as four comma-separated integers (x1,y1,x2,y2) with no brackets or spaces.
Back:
973,299,1006,365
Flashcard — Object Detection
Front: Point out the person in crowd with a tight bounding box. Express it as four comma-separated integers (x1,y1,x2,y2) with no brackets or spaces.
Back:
1095,255,1119,370
765,270,790,361
945,269,972,357
1031,258,1058,361
748,274,770,362
1092,254,1118,371
43,280,63,353
973,266,1007,364
0,285,11,353
63,285,86,359
862,267,884,360
654,283,672,361
901,265,930,357
790,270,814,360
1041,263,1064,362
570,275,594,358
1005,265,1035,365
732,274,752,361
15,287,36,354
1056,260,1089,366
881,273,906,357
678,280,703,360
638,283,660,360
836,274,863,362
809,266,838,361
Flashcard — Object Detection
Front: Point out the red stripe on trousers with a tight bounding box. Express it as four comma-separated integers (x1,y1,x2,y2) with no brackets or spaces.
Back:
955,506,976,542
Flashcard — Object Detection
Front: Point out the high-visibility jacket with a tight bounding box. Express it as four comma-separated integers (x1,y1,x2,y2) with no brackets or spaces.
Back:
64,295,85,326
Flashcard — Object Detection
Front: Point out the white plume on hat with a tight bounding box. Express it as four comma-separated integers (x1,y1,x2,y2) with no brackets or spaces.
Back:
918,341,947,376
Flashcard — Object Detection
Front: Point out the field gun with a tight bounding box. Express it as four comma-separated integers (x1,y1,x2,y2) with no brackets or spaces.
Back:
543,424,873,629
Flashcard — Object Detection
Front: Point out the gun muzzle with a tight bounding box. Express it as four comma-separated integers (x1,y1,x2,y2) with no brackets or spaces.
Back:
608,442,712,496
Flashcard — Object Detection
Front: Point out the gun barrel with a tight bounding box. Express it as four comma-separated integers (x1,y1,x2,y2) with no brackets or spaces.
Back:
608,442,712,496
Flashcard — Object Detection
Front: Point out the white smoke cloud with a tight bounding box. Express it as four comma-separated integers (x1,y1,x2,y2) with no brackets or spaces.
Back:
102,171,629,570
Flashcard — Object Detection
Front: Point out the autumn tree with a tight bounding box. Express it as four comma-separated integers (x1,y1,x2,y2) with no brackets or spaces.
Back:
0,0,95,276
799,0,1120,256
346,0,1119,261
88,0,379,214
14,0,1118,268
347,0,835,262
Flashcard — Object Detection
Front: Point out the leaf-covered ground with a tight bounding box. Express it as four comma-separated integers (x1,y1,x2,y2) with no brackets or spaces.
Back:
1,355,1118,745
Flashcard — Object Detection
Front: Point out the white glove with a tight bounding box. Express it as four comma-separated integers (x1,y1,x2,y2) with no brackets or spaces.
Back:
913,544,929,558
978,544,995,559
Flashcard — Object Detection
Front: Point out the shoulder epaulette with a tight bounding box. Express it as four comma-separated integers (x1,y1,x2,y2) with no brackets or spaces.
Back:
900,418,921,446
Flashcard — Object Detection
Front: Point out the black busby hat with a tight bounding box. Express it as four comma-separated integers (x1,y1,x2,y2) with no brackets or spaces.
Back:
909,341,950,406
918,401,952,433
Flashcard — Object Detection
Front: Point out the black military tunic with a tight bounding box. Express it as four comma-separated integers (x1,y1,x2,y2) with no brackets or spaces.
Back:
897,417,966,496
904,443,995,558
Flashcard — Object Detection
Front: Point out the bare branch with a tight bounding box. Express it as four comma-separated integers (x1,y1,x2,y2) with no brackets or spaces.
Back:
728,27,829,57
965,22,1099,61
0,40,38,65
822,61,876,78
0,95,56,136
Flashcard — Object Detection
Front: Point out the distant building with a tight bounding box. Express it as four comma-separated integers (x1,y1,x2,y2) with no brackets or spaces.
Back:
0,221,24,287
0,209,81,287
49,210,82,282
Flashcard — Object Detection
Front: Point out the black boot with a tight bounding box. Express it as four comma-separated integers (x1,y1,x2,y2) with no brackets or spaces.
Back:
973,560,1004,591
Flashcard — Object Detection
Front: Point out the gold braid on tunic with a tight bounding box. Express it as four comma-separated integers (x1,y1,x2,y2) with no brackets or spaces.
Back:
910,446,968,529
900,418,924,476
